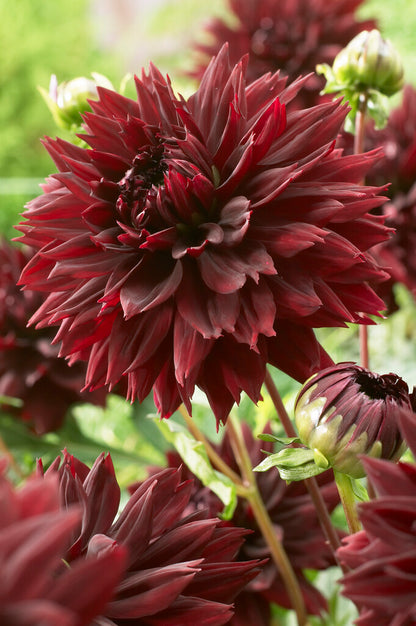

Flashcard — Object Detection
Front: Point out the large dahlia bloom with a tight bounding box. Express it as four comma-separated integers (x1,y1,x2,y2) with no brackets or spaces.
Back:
18,46,390,424
337,408,416,625
0,239,105,434
142,423,342,624
190,0,376,107
0,457,126,625
38,450,261,625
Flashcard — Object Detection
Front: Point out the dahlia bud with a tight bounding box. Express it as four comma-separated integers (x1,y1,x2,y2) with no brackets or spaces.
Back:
294,362,415,478
332,29,404,97
39,72,114,130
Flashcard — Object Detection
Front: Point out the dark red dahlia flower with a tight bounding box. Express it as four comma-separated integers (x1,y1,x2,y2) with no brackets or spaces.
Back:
0,457,126,625
0,239,106,434
18,46,390,425
190,0,376,107
39,450,261,625
141,423,342,624
340,85,416,312
337,409,416,625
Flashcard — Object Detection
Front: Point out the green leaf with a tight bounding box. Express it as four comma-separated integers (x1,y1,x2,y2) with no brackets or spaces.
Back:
351,477,370,502
254,447,327,481
257,433,300,446
156,418,237,519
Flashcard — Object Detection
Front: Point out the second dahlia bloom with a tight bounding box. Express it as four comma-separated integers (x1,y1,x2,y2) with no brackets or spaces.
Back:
0,458,126,625
18,46,390,424
190,0,376,107
141,423,342,624
0,239,106,434
337,409,416,625
339,85,416,311
38,450,261,625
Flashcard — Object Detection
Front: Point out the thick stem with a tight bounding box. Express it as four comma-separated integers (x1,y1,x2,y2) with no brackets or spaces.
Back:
264,369,343,561
227,415,310,626
354,93,370,370
334,470,361,534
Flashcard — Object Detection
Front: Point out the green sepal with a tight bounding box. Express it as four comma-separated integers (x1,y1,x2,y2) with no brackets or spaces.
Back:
257,433,301,449
254,446,327,481
156,418,238,520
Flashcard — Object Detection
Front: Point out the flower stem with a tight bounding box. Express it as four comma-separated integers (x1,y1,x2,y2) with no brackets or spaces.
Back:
264,369,343,560
354,92,370,370
334,470,361,534
227,414,310,626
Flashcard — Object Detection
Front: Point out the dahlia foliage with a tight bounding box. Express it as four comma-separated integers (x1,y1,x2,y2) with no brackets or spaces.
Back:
190,0,376,107
18,46,390,425
0,238,106,434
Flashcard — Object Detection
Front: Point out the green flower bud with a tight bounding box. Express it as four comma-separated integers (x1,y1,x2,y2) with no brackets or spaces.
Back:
332,29,404,97
39,73,114,130
294,362,415,478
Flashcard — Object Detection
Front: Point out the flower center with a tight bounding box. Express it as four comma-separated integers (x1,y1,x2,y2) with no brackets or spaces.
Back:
116,143,167,217
355,369,409,402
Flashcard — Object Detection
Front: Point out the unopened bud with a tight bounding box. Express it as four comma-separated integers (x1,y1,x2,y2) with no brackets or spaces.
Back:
39,73,114,130
294,362,414,478
332,29,404,97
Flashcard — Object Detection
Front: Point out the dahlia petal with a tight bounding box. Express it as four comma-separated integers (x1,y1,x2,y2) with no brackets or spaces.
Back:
153,360,184,417
233,280,276,348
174,313,214,386
105,563,199,619
268,321,333,383
198,244,276,294
218,196,251,246
250,222,327,257
176,262,239,338
120,257,183,316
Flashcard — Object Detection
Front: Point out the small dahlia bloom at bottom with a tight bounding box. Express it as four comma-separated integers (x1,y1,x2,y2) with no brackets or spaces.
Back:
38,450,261,625
337,409,416,625
0,457,126,626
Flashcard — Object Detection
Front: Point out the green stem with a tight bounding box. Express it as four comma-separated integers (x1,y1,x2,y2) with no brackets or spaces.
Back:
334,470,361,534
354,92,370,370
264,369,343,562
227,414,310,626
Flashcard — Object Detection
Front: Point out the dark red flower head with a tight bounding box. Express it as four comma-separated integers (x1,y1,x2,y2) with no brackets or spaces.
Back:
190,0,376,107
39,450,261,625
142,423,342,624
364,85,416,311
18,46,390,425
0,457,126,625
0,239,106,434
337,409,416,625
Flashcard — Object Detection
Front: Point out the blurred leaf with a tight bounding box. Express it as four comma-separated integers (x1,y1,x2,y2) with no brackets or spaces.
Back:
156,417,237,519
